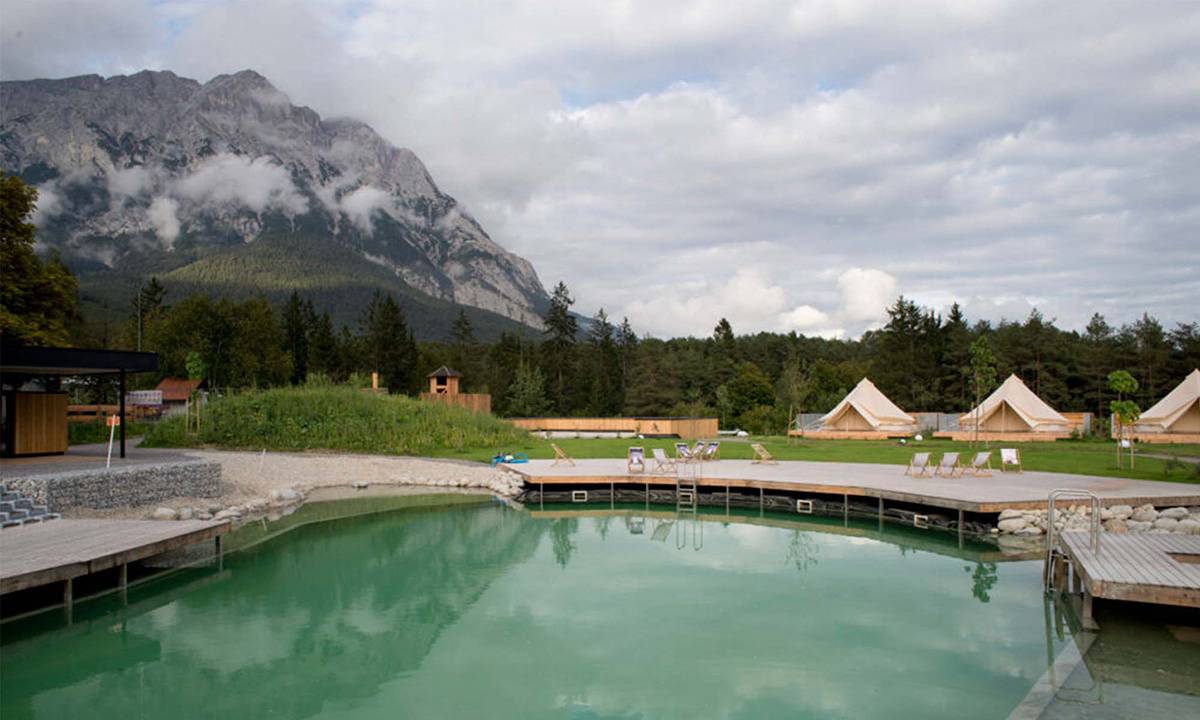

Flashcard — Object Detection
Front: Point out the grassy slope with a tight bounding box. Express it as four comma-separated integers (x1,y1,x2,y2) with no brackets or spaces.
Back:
141,386,530,456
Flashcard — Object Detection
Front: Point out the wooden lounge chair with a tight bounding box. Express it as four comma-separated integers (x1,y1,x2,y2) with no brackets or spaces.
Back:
628,446,646,474
675,442,696,461
966,451,993,476
934,452,963,477
750,443,778,465
905,452,931,476
701,441,720,461
1000,448,1022,473
551,443,575,467
652,447,676,474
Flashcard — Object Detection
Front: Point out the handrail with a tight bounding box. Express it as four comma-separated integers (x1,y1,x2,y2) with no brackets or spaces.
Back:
1044,489,1101,591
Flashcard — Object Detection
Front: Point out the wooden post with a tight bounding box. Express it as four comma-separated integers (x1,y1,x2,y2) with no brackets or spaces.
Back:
725,485,730,515
958,509,965,548
119,370,127,458
610,481,614,510
1081,591,1098,631
119,562,128,589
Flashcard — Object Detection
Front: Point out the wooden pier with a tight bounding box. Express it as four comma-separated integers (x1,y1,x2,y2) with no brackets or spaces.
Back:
503,459,1200,514
0,519,230,602
1054,530,1200,628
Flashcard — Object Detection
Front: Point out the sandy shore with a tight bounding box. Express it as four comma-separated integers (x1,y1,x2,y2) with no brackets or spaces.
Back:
65,449,523,521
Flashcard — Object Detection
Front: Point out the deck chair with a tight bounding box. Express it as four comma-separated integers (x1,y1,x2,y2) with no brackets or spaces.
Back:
550,443,575,467
934,452,962,477
905,452,932,476
966,451,993,476
651,447,676,474
701,441,720,461
675,442,696,461
1000,448,1022,473
627,446,646,474
750,443,778,465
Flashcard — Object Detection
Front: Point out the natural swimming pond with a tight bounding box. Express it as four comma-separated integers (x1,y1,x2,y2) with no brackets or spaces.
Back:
2,498,1198,719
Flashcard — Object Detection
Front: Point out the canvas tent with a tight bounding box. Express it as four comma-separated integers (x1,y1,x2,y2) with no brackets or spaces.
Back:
818,378,917,434
1133,369,1200,435
959,374,1069,434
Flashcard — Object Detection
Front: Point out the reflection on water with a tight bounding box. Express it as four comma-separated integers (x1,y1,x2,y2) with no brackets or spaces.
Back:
1,499,1197,720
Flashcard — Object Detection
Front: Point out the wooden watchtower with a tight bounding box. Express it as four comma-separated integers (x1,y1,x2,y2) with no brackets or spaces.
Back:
420,366,491,414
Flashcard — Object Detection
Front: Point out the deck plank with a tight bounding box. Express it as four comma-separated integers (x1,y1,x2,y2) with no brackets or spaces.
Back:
0,519,230,594
1059,531,1200,608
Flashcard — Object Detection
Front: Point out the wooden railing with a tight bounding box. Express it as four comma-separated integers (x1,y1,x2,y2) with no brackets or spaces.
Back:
67,404,158,423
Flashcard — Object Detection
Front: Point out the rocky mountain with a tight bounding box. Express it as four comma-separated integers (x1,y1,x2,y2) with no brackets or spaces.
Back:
0,70,549,336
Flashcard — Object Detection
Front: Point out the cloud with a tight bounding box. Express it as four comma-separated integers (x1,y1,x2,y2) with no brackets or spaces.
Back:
107,166,154,200
31,182,64,227
174,153,307,215
147,196,181,247
837,268,897,327
338,185,392,233
2,1,1198,335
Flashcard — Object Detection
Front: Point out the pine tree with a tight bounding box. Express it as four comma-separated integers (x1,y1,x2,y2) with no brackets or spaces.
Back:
308,310,340,379
506,360,550,417
282,290,309,384
450,309,477,388
541,281,578,413
362,291,417,394
586,308,621,415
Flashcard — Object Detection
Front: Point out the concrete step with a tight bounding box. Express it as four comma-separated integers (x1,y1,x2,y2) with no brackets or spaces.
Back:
7,509,28,521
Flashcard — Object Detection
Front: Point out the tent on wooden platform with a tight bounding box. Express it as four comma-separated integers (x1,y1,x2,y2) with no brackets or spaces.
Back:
1132,369,1200,441
958,374,1069,436
813,378,917,436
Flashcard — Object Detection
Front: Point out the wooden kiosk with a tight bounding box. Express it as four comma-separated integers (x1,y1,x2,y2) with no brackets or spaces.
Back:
1,343,158,458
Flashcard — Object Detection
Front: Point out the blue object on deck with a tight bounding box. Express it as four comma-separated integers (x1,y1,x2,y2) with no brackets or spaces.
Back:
491,452,529,466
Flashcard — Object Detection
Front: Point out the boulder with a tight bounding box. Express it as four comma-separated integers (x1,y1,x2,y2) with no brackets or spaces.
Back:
178,507,195,521
1099,507,1114,521
1176,519,1200,535
206,502,224,514
1153,517,1180,531
352,481,369,489
1014,526,1044,536
196,511,213,520
1131,505,1159,523
213,509,241,521
999,509,1024,521
270,488,300,504
152,507,178,521
1103,518,1128,533
1126,520,1153,532
1110,505,1134,520
1160,507,1189,520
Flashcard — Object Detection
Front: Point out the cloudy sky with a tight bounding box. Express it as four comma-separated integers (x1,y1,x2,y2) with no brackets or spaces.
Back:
3,0,1197,338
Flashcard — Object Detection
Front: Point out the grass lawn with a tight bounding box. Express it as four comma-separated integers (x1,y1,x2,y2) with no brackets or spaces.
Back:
449,435,1200,484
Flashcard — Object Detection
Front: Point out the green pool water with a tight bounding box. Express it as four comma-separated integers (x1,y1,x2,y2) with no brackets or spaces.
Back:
0,500,1130,719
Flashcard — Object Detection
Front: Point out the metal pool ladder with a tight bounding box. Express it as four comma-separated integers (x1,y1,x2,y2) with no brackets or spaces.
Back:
1044,489,1101,592
675,461,700,511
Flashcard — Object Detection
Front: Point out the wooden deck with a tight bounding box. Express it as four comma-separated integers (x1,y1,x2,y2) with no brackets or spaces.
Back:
1059,531,1200,610
0,519,229,595
503,459,1200,513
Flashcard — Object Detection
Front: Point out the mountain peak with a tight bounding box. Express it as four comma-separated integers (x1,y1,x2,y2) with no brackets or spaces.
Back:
0,68,549,330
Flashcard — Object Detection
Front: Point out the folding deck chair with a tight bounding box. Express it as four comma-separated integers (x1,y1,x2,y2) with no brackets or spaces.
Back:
700,441,721,461
651,447,676,474
551,443,575,467
934,452,963,477
905,452,932,476
965,451,993,476
1000,448,1022,473
750,443,778,465
627,446,646,474
676,442,697,462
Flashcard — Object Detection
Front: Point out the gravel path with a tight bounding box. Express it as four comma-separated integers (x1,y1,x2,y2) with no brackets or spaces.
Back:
65,449,522,521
